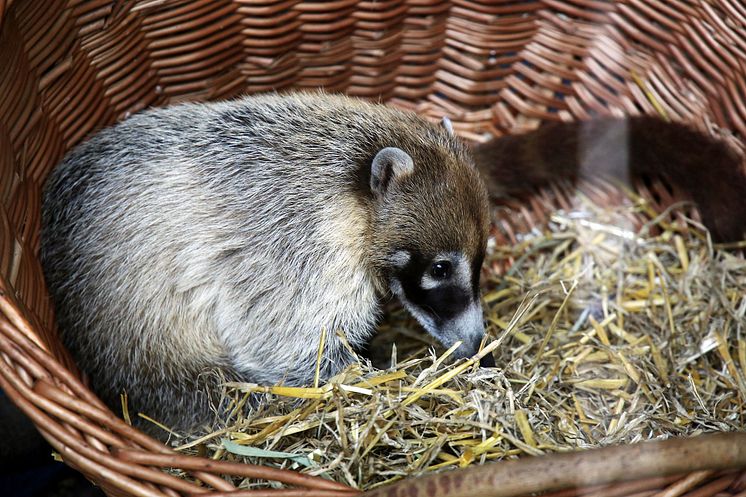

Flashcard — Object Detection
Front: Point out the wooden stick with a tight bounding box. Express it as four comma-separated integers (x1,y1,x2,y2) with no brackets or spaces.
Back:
361,433,746,497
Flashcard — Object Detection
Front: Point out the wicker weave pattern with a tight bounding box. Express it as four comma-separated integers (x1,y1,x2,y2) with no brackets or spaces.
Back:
1,1,746,496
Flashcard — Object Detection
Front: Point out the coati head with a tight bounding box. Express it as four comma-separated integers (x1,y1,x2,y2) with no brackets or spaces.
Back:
367,130,492,363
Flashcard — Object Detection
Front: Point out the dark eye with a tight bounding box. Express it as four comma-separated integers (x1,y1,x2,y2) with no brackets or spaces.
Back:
430,260,452,280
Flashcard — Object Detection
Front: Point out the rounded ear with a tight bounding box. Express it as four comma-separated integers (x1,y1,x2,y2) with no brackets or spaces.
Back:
370,147,414,197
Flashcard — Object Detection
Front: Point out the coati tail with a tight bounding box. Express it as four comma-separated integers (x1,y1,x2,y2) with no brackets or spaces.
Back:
472,116,746,242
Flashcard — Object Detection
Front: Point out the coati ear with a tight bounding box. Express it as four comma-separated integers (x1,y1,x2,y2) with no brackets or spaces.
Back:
371,147,414,197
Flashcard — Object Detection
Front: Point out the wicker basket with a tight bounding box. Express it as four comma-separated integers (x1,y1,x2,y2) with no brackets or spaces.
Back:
1,1,745,496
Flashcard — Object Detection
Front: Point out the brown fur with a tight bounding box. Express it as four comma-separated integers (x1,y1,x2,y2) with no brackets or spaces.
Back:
472,116,746,242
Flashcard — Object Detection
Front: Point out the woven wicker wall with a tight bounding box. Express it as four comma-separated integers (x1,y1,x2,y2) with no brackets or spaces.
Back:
1,1,746,496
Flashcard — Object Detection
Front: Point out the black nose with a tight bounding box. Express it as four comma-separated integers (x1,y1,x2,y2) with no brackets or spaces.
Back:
462,334,495,367
479,353,496,368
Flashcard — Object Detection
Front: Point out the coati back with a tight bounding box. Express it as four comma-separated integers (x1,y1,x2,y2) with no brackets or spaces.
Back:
473,116,746,242
41,93,491,432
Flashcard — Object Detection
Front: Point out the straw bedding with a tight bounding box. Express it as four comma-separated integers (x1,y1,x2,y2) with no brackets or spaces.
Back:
138,185,745,491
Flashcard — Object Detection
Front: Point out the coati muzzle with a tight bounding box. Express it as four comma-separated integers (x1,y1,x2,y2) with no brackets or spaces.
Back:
435,301,494,366
387,249,493,367
403,293,493,367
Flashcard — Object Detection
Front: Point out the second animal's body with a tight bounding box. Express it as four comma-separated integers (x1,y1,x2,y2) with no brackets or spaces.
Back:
41,92,745,433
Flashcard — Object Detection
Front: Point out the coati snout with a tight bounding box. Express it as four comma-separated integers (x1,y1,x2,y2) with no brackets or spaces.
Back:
388,250,488,360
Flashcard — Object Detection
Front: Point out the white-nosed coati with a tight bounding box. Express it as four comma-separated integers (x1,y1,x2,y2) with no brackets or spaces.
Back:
40,93,746,433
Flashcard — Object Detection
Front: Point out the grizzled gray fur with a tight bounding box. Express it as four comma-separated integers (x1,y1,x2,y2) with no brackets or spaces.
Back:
41,93,491,433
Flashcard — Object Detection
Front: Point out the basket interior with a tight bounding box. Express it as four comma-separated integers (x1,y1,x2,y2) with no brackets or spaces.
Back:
1,1,746,495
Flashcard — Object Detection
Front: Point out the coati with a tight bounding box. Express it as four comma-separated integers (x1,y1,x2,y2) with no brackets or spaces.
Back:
41,93,491,432
41,93,746,433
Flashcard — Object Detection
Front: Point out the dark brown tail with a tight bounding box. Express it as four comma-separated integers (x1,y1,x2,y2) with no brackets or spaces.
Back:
472,116,746,242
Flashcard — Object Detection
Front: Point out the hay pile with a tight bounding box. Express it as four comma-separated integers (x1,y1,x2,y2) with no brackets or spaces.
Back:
164,190,746,491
